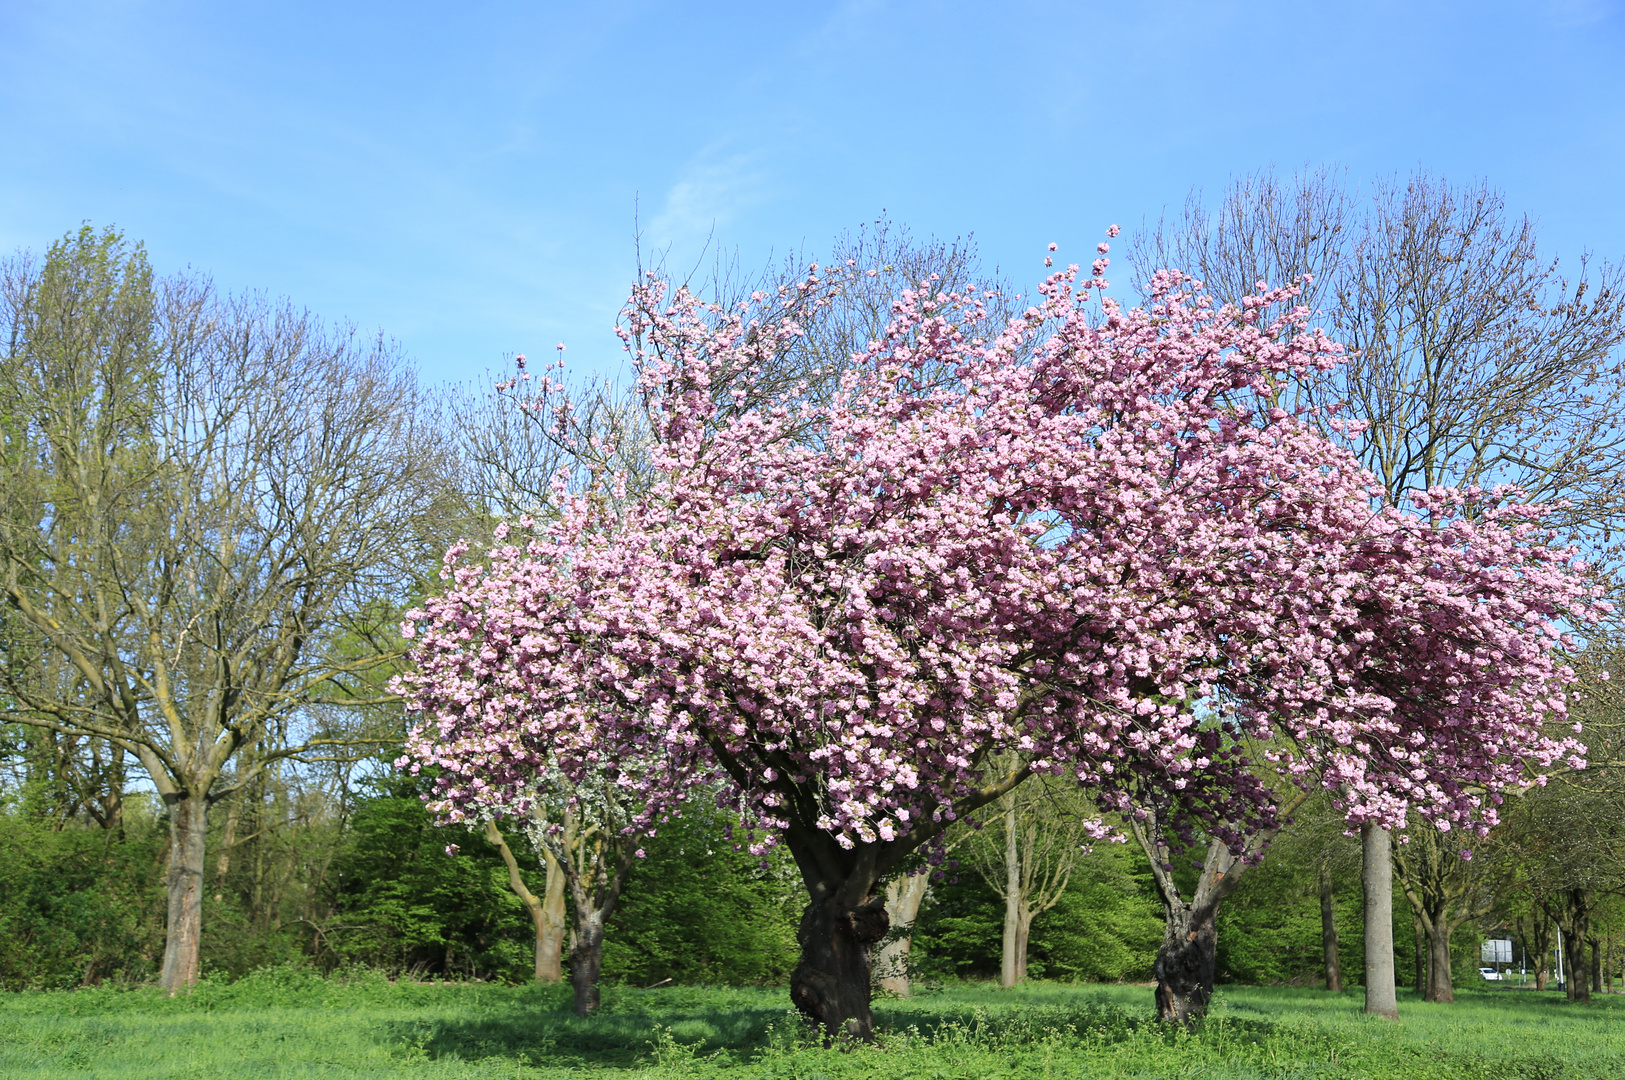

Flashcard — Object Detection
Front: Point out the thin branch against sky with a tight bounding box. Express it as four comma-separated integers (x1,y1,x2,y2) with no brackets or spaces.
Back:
1,0,1621,386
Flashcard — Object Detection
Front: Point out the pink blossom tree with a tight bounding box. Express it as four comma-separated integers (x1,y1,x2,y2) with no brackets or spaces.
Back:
397,238,1601,1036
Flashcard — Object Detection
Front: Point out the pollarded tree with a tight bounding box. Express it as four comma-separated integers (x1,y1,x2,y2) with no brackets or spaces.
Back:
399,241,1600,1037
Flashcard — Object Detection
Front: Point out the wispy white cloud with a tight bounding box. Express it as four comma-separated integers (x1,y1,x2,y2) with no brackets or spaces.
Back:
646,150,771,257
1546,0,1617,26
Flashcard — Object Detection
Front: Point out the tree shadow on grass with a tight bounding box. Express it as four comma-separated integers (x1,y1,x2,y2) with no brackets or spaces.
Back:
387,991,1287,1070
386,1000,792,1069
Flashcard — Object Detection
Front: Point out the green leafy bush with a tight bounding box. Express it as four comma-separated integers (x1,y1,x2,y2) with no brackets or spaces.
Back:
0,806,166,990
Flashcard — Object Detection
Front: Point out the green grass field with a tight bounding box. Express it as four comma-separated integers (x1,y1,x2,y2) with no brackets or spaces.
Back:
4,969,1623,1079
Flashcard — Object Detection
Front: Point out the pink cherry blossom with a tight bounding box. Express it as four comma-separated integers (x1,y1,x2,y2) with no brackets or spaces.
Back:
397,251,1599,871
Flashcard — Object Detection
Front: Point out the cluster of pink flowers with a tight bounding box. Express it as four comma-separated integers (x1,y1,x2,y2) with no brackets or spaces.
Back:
396,240,1603,855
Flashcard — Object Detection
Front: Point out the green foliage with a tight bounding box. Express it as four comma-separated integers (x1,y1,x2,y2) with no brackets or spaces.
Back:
1033,884,1147,980
326,775,535,980
3,979,1624,1078
912,841,1163,983
909,871,1003,979
1216,849,1367,986
1212,828,1435,989
0,802,166,990
603,805,801,986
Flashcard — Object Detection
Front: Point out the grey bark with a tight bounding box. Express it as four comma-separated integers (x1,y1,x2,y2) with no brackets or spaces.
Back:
875,874,928,997
1362,824,1399,1019
158,793,207,991
1001,802,1024,988
1319,861,1343,992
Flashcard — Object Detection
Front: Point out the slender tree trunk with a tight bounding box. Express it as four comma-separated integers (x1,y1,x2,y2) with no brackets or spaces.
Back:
1589,936,1602,997
1319,862,1343,992
1562,891,1592,1002
159,793,208,993
570,910,605,1015
1014,908,1032,983
525,897,549,982
484,820,565,984
876,874,928,997
1413,916,1428,995
538,848,566,983
1426,920,1455,1002
215,792,244,880
1001,803,1021,988
92,741,125,835
1563,926,1589,1001
1535,951,1550,991
1362,823,1398,1018
1154,902,1217,1024
108,746,125,835
789,891,889,1041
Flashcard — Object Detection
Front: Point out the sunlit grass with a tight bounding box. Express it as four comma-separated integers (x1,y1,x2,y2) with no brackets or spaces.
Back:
4,968,1622,1078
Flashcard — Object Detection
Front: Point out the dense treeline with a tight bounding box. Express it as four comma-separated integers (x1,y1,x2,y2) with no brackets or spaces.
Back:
7,756,1590,994
0,773,1409,991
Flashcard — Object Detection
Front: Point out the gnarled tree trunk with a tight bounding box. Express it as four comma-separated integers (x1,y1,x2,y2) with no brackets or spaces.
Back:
546,804,634,1016
1155,900,1217,1024
790,887,889,1040
570,910,606,1014
707,750,1031,1040
1129,819,1289,1026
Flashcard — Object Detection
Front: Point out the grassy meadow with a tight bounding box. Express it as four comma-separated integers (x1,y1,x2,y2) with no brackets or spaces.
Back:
4,969,1624,1080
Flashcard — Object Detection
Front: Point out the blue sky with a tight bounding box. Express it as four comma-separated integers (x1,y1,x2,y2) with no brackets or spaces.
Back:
3,0,1622,387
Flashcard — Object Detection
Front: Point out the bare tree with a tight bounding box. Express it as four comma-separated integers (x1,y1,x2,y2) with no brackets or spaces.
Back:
1391,824,1501,1002
0,226,453,991
963,771,1096,987
448,357,652,525
1133,168,1625,1017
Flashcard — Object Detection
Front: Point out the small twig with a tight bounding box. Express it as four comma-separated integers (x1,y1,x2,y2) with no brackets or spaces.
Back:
643,977,673,989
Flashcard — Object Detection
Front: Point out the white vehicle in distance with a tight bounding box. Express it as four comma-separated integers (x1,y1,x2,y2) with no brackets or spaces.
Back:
1478,967,1505,981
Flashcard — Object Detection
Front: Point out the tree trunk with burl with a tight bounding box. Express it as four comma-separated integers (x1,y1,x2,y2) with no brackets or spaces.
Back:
1130,797,1304,1025
769,762,1030,1042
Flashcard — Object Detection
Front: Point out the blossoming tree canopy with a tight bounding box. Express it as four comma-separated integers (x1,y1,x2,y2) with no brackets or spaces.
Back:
396,241,1603,1036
